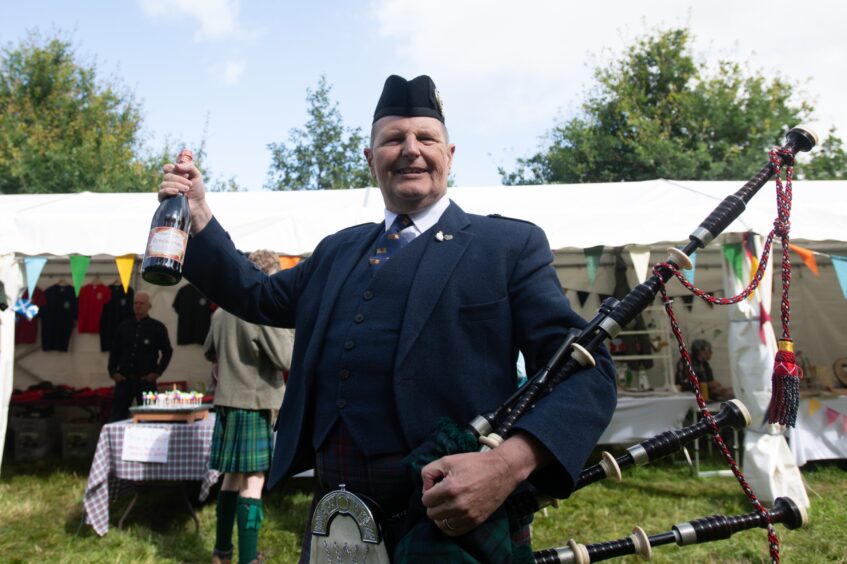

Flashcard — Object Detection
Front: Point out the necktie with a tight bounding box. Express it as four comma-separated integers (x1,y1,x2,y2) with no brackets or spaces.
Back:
369,214,414,271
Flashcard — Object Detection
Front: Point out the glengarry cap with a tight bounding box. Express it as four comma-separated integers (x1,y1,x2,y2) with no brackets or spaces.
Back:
373,75,445,123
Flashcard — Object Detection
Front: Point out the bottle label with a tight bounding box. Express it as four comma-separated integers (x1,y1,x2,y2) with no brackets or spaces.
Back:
146,227,188,262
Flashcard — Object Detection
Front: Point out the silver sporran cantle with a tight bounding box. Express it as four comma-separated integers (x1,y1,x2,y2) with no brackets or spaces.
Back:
309,485,390,564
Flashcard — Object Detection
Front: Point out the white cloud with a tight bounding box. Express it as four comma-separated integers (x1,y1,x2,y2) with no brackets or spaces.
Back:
138,0,243,40
219,59,245,84
369,0,846,152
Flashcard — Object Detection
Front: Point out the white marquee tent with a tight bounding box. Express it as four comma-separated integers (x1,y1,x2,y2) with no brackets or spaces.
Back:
1,180,845,256
2,180,846,492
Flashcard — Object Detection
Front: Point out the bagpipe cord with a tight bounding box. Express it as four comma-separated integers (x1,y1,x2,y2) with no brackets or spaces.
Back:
652,148,798,563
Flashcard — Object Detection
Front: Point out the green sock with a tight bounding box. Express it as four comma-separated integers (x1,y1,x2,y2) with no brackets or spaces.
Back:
237,496,264,564
215,490,239,553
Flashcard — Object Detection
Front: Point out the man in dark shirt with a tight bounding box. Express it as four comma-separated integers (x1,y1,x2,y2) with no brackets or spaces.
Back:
108,291,173,421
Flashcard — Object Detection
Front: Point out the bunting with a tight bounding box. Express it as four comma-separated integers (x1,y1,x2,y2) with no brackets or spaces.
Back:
789,244,819,276
115,254,136,293
279,256,301,271
583,246,604,286
831,257,847,298
682,251,697,284
722,243,744,283
69,255,91,297
627,246,651,284
805,398,847,436
743,233,761,280
24,256,48,298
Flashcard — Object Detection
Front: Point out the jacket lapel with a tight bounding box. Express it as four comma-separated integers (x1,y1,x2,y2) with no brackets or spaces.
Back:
395,201,471,369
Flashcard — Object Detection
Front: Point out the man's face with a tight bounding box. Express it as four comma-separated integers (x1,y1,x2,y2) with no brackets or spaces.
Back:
365,116,455,214
133,295,151,318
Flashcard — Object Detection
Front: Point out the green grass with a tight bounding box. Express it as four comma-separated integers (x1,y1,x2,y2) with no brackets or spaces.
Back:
0,455,844,563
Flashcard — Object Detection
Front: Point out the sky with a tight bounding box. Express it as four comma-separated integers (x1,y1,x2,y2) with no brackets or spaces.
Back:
1,0,844,191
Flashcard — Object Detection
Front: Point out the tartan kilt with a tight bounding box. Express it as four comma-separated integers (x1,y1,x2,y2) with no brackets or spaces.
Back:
209,407,274,473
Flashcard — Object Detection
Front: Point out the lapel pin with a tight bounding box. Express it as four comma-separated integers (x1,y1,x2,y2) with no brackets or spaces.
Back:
435,230,444,242
444,234,453,240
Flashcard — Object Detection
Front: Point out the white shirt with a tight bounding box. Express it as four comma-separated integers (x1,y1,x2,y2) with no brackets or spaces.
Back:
383,196,451,240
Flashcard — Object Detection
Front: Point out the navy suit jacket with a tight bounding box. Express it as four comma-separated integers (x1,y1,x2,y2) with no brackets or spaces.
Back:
184,200,616,496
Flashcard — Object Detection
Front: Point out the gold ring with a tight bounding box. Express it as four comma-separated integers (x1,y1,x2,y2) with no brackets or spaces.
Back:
442,518,455,531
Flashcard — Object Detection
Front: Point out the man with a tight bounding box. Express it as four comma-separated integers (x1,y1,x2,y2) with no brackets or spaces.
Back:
204,250,295,564
159,75,616,559
107,291,173,421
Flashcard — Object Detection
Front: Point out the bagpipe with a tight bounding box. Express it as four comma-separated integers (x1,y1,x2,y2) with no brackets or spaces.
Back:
506,398,753,517
533,496,807,563
464,125,818,562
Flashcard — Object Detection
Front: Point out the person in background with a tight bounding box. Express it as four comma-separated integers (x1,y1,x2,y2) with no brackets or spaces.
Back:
159,74,616,561
675,338,733,400
205,250,295,564
107,291,172,421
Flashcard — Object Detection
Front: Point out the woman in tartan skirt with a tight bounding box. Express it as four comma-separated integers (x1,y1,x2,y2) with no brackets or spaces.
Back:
204,250,295,564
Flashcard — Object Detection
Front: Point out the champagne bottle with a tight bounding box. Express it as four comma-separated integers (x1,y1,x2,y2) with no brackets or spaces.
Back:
141,149,194,286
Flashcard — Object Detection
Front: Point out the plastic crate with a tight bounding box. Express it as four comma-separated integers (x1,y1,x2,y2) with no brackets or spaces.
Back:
10,416,59,461
60,421,101,459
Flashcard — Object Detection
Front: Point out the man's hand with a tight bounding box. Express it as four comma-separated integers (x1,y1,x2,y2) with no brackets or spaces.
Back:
158,157,213,234
420,432,551,537
112,373,126,383
144,373,158,383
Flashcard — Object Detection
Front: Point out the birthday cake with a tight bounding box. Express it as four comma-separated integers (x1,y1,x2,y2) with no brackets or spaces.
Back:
141,390,204,410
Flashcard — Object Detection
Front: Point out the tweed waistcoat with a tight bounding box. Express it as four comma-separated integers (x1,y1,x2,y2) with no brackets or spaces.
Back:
312,228,431,456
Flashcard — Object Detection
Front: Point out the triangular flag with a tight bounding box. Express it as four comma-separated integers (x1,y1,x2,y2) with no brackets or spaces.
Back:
279,256,301,271
759,303,772,345
789,244,819,276
576,290,590,308
627,246,651,284
743,232,760,279
584,246,604,286
722,243,744,283
681,250,697,284
825,407,839,426
808,398,822,416
115,254,136,293
69,255,91,297
831,256,847,299
24,256,48,298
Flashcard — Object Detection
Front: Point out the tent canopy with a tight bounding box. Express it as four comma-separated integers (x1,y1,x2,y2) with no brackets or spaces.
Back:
2,179,845,257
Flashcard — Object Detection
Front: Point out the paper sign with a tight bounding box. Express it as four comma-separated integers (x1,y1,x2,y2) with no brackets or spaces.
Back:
122,426,171,463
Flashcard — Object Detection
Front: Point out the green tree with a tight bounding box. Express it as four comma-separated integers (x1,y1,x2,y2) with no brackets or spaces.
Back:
801,128,846,180
266,75,371,190
0,32,159,193
500,28,838,184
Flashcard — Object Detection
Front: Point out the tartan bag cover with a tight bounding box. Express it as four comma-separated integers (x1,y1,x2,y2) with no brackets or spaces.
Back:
393,418,534,564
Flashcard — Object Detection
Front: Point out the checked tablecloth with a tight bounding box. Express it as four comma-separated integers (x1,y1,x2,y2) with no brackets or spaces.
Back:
83,415,221,535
